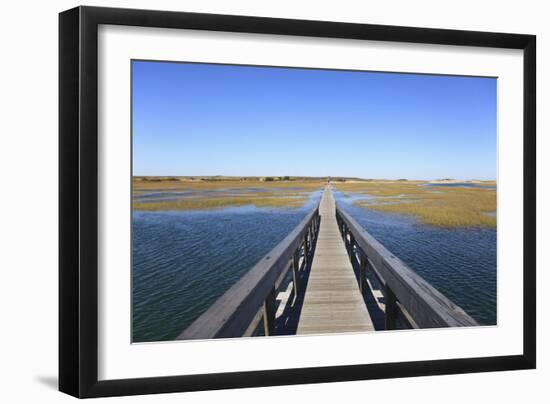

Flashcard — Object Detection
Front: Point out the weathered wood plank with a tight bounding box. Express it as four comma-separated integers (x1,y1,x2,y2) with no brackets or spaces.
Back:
297,187,374,334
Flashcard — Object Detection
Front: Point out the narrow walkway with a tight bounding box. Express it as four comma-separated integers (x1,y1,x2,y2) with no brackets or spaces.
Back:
297,186,374,334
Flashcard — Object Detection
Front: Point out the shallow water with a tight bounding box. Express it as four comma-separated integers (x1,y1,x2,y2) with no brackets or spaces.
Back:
132,188,496,342
132,191,321,342
333,190,497,326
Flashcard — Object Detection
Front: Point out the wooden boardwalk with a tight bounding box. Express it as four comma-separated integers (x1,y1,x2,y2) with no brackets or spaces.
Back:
179,183,478,341
297,186,374,334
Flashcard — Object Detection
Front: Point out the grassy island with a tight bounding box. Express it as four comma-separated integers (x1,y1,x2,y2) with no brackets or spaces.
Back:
132,177,325,211
334,180,496,228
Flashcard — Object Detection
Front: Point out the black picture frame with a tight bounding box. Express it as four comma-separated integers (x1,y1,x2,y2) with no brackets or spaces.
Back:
59,5,536,398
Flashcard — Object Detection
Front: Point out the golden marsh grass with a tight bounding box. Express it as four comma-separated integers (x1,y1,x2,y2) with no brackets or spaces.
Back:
133,178,325,191
133,195,307,211
132,178,322,211
334,181,496,228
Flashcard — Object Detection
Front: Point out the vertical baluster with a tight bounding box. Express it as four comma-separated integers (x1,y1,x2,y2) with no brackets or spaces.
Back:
385,285,398,330
315,213,318,234
314,213,319,235
292,250,300,295
313,214,317,238
348,233,355,261
303,232,309,266
317,211,320,232
359,251,367,293
263,287,276,336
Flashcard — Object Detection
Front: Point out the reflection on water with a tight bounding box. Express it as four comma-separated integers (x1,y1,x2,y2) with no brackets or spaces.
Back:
333,190,496,326
132,191,321,342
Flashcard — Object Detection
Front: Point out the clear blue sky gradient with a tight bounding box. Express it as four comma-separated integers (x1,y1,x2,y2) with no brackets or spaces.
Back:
132,61,496,180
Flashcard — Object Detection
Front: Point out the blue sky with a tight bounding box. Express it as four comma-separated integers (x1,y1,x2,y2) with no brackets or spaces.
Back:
132,60,496,180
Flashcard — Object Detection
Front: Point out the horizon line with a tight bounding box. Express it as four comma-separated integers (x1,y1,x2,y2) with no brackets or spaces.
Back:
132,174,497,181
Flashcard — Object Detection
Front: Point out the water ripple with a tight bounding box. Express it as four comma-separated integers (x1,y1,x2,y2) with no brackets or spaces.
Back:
132,192,321,342
334,190,496,325
133,188,495,343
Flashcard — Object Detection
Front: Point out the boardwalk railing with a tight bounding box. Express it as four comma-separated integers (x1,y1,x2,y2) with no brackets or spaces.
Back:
178,204,321,340
335,204,478,329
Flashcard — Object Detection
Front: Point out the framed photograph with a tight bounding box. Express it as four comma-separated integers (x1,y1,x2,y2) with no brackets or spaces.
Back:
59,6,536,398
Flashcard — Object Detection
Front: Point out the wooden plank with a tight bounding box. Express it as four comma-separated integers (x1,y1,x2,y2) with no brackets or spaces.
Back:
335,206,478,328
297,187,374,334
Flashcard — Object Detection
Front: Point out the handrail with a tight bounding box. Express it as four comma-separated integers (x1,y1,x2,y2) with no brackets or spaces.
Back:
335,204,478,328
178,203,321,340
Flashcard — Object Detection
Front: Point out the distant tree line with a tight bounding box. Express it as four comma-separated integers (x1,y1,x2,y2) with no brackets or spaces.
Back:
262,176,292,182
137,177,181,182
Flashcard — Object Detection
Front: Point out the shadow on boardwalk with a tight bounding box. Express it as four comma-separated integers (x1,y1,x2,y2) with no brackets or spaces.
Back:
272,223,319,335
271,216,386,335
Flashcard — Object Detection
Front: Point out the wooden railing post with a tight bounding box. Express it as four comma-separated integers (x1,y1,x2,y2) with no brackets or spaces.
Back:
317,211,320,233
341,222,345,241
341,221,345,240
311,216,317,238
359,251,367,294
292,250,300,295
316,212,320,233
304,233,309,266
315,212,319,238
385,285,398,330
263,287,277,336
348,233,355,260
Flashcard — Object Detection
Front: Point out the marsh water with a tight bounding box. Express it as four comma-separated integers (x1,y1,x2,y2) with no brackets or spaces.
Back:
333,191,496,324
132,190,322,342
132,187,496,343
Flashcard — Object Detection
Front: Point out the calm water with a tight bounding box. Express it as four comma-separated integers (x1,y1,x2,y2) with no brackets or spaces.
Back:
132,191,321,342
133,188,496,342
333,190,496,326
